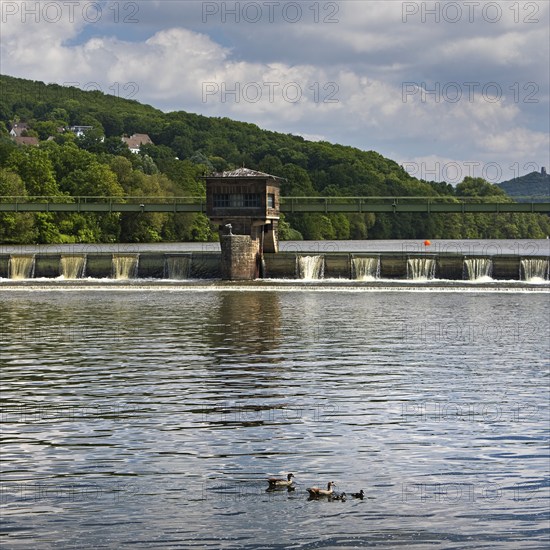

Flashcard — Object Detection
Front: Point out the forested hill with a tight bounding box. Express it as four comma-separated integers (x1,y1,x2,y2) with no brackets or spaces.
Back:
497,171,550,202
0,74,549,244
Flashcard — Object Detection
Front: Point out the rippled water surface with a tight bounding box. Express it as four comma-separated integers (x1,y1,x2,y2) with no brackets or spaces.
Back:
1,288,549,549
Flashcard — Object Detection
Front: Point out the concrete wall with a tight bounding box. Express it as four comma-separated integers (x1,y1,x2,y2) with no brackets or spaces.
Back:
35,255,61,278
220,234,260,280
86,255,115,278
492,257,520,280
263,221,279,254
325,254,351,278
437,256,464,280
0,256,7,278
380,256,408,279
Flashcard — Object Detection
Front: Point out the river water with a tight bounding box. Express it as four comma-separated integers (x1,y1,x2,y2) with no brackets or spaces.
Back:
1,239,549,256
0,284,548,548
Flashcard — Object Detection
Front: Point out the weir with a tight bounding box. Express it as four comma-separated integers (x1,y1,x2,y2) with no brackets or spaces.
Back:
297,255,325,280
352,257,380,280
520,258,549,282
8,255,35,279
165,255,191,280
464,258,493,280
1,251,549,283
112,254,139,280
407,258,436,280
60,255,86,279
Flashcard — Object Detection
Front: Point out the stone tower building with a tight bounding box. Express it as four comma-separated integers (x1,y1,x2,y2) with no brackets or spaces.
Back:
206,168,283,280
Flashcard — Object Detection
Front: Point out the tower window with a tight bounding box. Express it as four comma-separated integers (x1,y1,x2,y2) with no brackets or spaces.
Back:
244,194,261,208
213,194,261,208
213,194,230,208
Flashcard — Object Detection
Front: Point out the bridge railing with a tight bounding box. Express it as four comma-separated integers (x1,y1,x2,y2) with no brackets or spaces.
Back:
279,196,548,204
0,195,207,212
0,195,207,204
1,196,549,214
1,195,547,204
278,196,550,213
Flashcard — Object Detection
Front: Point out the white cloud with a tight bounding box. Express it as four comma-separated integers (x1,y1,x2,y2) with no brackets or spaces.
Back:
0,0,547,182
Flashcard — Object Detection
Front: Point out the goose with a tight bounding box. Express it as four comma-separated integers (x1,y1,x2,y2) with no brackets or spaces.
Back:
307,481,335,498
330,491,347,501
267,473,295,487
350,489,365,499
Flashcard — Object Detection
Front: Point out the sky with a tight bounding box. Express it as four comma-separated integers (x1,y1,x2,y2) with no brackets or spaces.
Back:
0,0,549,184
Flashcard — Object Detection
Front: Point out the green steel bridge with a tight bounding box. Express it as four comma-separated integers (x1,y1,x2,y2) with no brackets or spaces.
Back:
1,196,549,214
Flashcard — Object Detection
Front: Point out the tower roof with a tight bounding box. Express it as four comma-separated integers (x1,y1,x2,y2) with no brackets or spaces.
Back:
213,168,284,180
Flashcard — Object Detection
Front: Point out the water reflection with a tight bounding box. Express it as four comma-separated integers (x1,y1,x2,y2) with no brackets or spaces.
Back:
205,291,282,356
201,292,292,431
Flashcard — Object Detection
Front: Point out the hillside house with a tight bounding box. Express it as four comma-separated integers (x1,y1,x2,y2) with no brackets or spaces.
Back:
121,133,154,154
69,125,93,137
9,122,30,138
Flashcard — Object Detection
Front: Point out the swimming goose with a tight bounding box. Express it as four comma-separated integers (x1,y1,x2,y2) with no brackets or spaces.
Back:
307,481,335,498
330,491,347,501
267,473,295,487
351,489,365,499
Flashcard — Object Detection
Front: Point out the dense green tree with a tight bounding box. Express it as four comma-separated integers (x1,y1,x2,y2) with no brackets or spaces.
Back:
280,164,315,195
109,156,134,190
96,112,124,137
258,155,284,176
44,141,95,182
105,136,131,157
76,128,106,153
47,107,69,125
60,163,124,197
278,215,303,240
7,147,60,196
0,169,35,242
1,74,549,243
0,138,16,164
119,172,173,242
33,121,61,140
171,135,194,159
457,177,508,198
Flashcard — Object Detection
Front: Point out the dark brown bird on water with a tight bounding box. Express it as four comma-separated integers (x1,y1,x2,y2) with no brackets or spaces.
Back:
307,481,335,498
267,473,295,488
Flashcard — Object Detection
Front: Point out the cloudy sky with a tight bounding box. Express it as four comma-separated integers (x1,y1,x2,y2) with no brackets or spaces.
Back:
1,0,548,183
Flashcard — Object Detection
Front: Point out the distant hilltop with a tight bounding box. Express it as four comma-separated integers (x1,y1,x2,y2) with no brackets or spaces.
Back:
497,168,550,202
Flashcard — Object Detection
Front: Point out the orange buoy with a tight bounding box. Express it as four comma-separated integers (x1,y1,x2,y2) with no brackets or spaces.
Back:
424,240,431,246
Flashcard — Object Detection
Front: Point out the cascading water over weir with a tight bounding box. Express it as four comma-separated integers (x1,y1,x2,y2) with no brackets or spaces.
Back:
352,257,381,280
112,254,139,280
520,258,549,282
165,255,191,280
407,258,436,280
464,258,493,280
8,255,35,279
59,255,87,279
297,256,325,279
